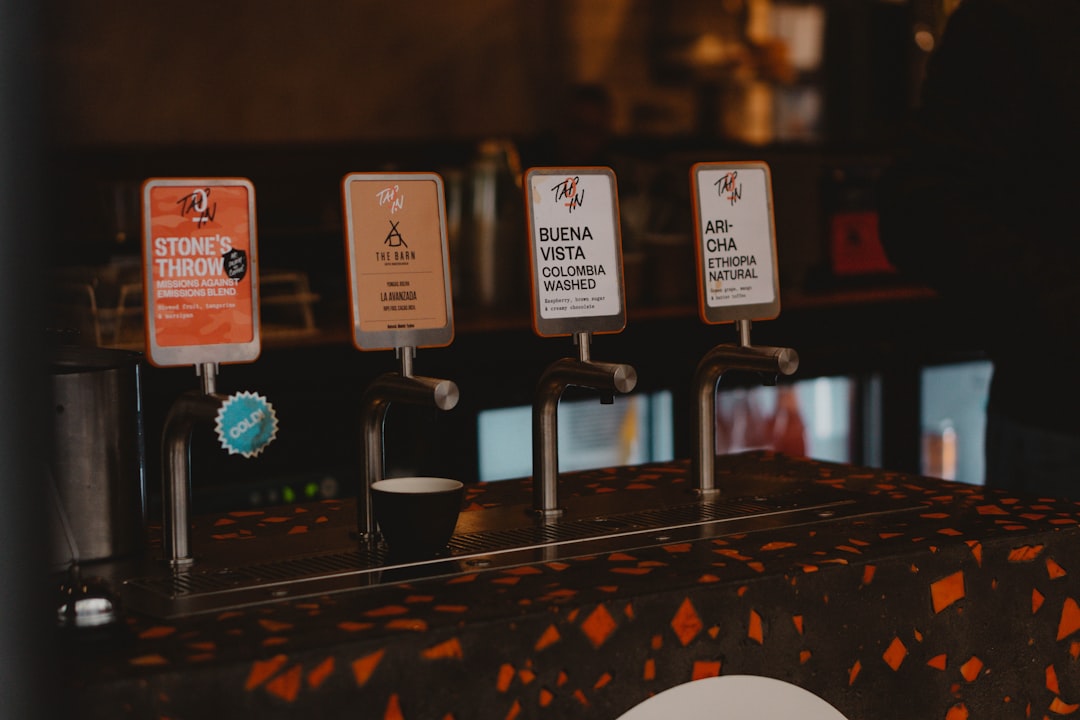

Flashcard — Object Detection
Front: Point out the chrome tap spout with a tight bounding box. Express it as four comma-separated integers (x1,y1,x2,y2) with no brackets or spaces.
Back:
358,372,459,540
162,390,226,567
532,357,637,518
691,343,798,495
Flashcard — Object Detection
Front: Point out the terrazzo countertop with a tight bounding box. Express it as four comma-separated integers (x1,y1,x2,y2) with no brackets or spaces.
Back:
59,452,1080,719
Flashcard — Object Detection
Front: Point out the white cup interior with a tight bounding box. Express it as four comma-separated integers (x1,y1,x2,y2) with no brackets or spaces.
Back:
372,476,463,494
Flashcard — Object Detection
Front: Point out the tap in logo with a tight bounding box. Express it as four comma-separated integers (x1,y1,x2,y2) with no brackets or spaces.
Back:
176,187,217,227
552,176,585,213
714,171,742,206
376,184,404,214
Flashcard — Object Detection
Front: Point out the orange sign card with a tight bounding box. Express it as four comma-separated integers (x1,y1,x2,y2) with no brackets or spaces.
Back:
342,173,454,350
141,178,260,367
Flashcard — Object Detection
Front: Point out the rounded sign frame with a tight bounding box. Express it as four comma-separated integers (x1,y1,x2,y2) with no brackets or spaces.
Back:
690,161,782,325
525,166,627,338
141,177,261,368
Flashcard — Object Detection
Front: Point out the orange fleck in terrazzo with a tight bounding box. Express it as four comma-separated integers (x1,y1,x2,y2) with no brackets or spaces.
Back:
1047,664,1060,695
307,657,334,689
848,660,861,685
883,637,907,671
365,605,409,618
446,573,478,584
129,654,168,667
760,541,797,551
246,654,288,690
496,664,515,692
1057,598,1080,641
535,625,560,651
138,625,176,640
1047,558,1068,579
581,605,618,648
671,598,703,646
258,619,293,633
692,660,722,680
1049,697,1080,714
264,664,302,703
931,571,965,613
959,656,983,682
944,703,968,720
662,543,692,553
504,566,543,576
422,638,463,660
965,540,983,566
748,610,764,644
351,649,385,687
384,693,404,720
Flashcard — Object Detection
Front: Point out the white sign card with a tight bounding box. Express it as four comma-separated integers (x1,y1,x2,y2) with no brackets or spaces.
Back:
691,161,781,324
525,167,626,337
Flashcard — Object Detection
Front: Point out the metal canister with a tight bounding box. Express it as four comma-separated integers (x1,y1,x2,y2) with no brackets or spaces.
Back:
48,345,145,568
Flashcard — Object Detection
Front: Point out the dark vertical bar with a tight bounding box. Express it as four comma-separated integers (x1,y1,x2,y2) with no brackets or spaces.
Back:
880,363,923,475
0,0,50,717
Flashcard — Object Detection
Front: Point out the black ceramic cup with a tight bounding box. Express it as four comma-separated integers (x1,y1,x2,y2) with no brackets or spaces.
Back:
371,477,464,561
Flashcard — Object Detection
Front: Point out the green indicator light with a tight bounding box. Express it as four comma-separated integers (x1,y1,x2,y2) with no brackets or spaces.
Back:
282,485,295,503
305,482,319,498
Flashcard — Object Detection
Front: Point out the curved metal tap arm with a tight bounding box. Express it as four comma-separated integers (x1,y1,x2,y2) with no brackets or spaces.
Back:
531,357,637,518
690,343,799,495
358,372,459,540
162,390,226,567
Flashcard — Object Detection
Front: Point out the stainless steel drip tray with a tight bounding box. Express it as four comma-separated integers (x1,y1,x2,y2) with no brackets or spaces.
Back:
120,484,918,619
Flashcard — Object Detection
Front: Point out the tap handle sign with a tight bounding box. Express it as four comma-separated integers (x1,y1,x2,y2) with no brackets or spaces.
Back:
141,178,261,367
342,172,455,352
690,161,782,325
524,167,627,338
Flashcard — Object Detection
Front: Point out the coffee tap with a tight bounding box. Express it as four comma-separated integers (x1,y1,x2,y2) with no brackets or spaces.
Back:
161,362,225,567
358,347,459,542
532,332,637,519
691,319,798,496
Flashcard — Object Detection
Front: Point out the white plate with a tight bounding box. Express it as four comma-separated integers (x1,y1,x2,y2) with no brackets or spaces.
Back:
617,675,848,720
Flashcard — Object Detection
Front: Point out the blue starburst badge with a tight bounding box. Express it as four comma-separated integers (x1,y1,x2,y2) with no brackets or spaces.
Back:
215,391,278,458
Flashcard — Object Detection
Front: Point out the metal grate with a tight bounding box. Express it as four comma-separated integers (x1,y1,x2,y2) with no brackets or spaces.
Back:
129,497,780,599
448,498,773,554
129,546,386,598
